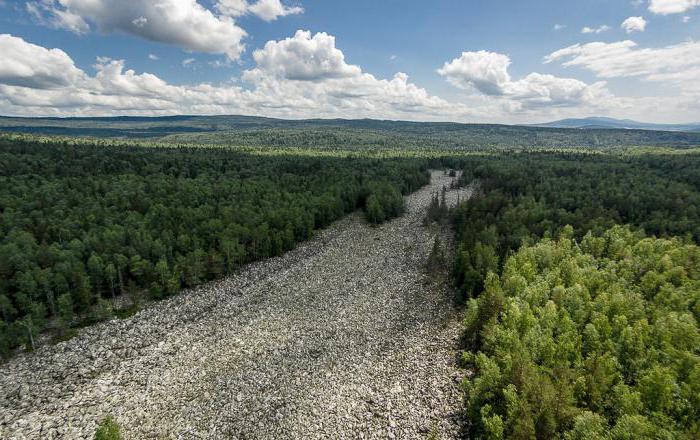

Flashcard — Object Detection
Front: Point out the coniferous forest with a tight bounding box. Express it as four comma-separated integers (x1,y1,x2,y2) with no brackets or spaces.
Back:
1,130,698,439
0,137,427,355
451,152,700,438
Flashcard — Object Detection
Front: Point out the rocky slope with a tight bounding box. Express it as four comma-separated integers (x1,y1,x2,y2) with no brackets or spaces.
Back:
0,171,471,439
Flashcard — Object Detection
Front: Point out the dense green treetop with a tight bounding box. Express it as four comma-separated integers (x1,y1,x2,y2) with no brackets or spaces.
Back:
463,226,699,439
0,137,429,357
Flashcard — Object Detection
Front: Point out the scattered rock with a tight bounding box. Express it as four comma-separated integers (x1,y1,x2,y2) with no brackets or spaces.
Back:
0,171,471,439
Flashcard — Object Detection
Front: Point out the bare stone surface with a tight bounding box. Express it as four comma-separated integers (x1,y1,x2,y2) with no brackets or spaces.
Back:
0,171,471,439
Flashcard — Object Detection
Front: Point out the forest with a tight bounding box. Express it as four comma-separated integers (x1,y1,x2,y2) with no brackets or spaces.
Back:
463,226,699,439
1,130,698,439
3,115,700,150
0,137,425,356
451,151,700,438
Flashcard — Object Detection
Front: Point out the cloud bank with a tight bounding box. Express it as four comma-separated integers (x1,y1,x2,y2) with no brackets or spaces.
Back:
0,32,470,121
0,28,698,123
437,50,610,110
544,40,700,85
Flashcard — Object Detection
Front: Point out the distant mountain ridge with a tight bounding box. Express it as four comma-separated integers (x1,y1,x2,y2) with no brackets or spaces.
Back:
533,117,700,132
2,114,700,149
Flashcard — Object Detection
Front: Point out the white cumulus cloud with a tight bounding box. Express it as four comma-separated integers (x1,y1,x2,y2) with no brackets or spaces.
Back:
544,40,700,86
216,0,248,17
437,51,512,95
582,25,611,34
132,16,147,28
0,34,86,89
621,16,647,33
649,0,700,14
26,1,89,34
437,50,610,109
247,30,362,81
27,0,248,60
216,0,303,21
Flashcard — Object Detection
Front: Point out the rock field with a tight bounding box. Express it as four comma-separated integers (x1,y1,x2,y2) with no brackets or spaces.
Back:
0,171,471,439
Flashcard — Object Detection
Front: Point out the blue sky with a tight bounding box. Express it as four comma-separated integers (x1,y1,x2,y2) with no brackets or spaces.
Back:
0,0,698,123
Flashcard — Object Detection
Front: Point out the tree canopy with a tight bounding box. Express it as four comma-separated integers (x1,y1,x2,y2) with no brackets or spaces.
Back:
0,137,429,356
462,226,699,439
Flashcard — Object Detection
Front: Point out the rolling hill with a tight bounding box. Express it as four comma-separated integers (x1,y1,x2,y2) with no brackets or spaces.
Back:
533,116,700,132
2,115,700,149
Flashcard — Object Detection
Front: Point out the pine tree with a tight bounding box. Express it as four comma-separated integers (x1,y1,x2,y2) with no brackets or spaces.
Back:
427,237,445,273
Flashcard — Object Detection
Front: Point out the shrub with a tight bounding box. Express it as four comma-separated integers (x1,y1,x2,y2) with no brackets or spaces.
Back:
94,416,121,440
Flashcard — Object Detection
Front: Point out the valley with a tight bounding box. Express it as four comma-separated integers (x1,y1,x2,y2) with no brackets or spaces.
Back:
0,172,470,439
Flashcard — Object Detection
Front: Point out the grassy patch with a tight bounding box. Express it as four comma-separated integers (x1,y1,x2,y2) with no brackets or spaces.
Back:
94,416,121,440
113,304,139,320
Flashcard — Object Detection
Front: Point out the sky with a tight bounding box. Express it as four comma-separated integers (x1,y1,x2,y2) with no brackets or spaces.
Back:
0,0,698,123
